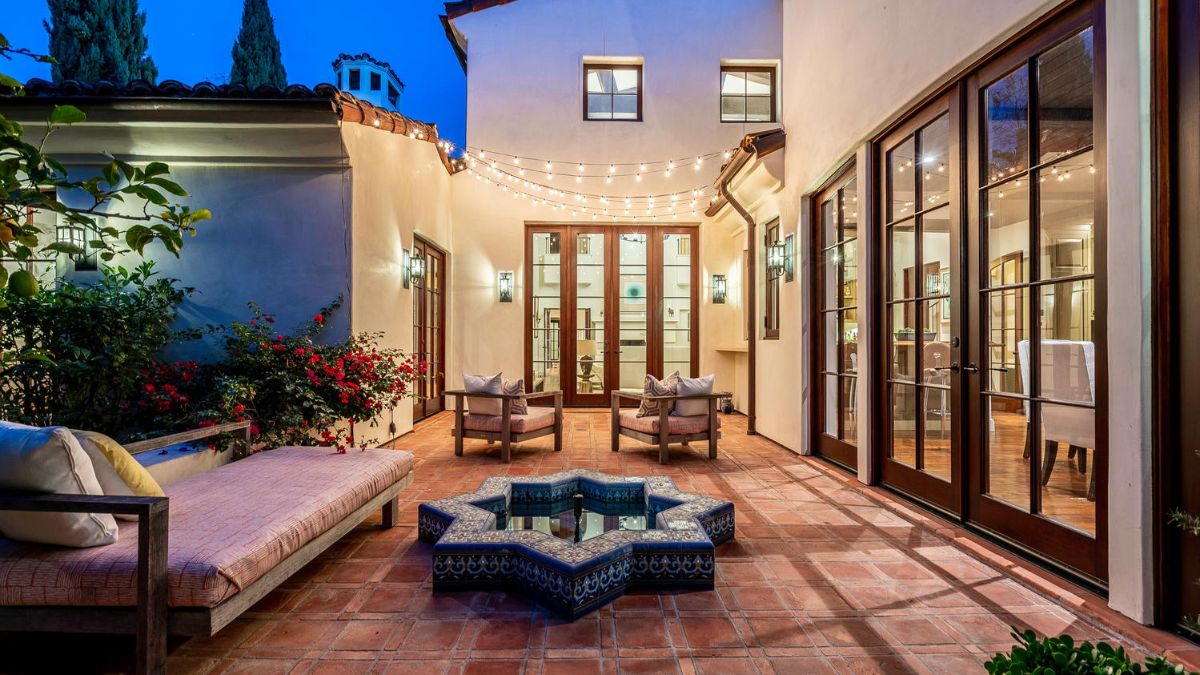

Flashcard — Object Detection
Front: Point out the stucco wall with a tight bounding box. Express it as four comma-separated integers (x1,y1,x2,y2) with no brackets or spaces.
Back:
340,124,456,442
448,0,783,410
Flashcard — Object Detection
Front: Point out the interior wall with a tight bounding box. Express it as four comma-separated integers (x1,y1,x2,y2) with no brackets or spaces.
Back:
341,124,456,442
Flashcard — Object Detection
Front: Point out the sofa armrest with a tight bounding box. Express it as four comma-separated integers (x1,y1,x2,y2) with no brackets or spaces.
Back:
0,491,169,674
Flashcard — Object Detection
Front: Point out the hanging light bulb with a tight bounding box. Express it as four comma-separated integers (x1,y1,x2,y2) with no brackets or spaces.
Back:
723,150,732,160
479,150,487,159
606,176,613,184
576,175,582,183
547,173,554,181
513,157,520,165
545,161,552,172
518,168,525,177
635,173,642,182
578,163,585,173
639,163,647,172
609,164,616,174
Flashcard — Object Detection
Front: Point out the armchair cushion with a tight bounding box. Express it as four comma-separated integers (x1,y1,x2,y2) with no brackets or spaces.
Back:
672,374,716,416
619,410,719,435
636,372,680,417
464,407,556,434
464,373,503,415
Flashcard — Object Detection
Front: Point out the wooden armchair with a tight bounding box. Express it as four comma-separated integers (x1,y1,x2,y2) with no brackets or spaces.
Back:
446,389,563,463
611,391,725,464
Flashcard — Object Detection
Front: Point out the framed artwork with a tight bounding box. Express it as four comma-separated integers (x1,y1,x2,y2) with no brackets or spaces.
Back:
1052,237,1088,273
623,281,646,303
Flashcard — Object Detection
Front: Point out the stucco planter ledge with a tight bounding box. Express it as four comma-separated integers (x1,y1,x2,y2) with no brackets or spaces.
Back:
417,469,735,619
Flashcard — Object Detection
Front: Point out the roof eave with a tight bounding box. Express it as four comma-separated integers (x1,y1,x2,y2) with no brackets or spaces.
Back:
706,128,786,217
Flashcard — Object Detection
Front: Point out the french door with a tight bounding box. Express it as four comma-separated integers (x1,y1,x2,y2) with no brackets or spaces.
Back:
875,1,1106,581
412,236,446,422
526,225,698,406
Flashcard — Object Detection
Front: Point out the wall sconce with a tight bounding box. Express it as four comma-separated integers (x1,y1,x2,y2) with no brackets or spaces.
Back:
784,234,795,282
409,249,425,286
712,274,727,304
402,249,411,289
498,270,514,303
767,241,786,280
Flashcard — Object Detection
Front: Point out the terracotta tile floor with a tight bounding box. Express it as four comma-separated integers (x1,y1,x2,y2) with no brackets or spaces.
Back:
3,410,1198,674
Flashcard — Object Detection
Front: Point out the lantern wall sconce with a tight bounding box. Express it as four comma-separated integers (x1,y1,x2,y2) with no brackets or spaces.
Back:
409,249,426,286
784,234,795,282
402,249,411,289
498,270,514,303
767,241,786,280
712,274,727,304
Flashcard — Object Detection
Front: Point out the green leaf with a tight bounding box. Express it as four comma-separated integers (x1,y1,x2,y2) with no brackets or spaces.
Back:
48,105,86,126
146,176,187,196
0,74,22,91
102,163,120,187
42,242,86,256
124,225,154,255
144,162,169,177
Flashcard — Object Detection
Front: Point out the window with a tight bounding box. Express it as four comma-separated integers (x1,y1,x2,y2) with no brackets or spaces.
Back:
388,83,400,107
584,63,642,121
370,72,382,91
348,68,360,90
764,219,780,339
721,66,776,123
337,71,342,90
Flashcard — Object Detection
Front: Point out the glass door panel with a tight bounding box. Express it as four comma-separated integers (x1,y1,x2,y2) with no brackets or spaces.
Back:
617,232,649,390
575,233,606,399
530,232,562,394
412,238,446,422
662,232,693,377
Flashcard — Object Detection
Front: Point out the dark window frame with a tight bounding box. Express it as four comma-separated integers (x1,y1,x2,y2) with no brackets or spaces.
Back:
370,71,382,91
720,65,778,123
348,68,361,90
583,63,644,122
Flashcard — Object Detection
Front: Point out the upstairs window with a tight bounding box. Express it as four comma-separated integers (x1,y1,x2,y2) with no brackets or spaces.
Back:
585,63,642,121
348,68,360,90
388,83,400,107
370,72,382,91
720,66,776,123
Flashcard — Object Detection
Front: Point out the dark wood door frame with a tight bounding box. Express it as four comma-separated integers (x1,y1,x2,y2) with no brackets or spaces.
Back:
412,235,447,422
1151,0,1200,633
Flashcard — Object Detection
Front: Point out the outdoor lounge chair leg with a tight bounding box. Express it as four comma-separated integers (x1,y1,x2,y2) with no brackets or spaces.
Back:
611,393,620,452
708,398,718,460
454,396,464,457
501,398,512,463
382,496,399,528
659,406,670,465
1041,440,1059,485
137,500,169,675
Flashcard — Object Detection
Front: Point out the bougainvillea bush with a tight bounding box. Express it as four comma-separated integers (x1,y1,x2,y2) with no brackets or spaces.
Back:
196,299,424,452
0,267,422,453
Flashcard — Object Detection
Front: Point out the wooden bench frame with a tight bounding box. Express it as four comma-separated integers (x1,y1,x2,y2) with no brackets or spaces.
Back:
611,391,726,464
446,389,563,463
0,420,410,675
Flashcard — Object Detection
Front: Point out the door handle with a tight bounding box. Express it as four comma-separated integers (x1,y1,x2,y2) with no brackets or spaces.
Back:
961,363,980,373
933,362,979,373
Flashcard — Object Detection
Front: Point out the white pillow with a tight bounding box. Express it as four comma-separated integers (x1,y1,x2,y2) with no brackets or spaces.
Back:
0,421,119,547
464,373,503,415
672,374,716,417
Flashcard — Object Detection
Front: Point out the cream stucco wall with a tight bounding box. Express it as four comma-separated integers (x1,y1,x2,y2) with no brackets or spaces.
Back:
341,124,456,443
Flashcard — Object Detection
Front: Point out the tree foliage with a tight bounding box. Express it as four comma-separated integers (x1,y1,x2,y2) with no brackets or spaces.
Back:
229,0,287,90
44,0,158,84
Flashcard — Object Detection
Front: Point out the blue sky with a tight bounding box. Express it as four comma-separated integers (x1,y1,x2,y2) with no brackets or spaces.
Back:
3,0,468,146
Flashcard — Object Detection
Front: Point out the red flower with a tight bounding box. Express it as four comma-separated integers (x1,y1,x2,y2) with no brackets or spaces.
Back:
313,314,325,324
232,403,246,415
144,383,156,393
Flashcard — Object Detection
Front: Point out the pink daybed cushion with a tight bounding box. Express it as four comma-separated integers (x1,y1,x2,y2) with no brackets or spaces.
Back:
463,407,556,434
618,409,719,435
0,445,413,608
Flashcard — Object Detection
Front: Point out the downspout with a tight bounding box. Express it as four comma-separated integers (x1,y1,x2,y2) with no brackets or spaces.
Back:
720,179,757,435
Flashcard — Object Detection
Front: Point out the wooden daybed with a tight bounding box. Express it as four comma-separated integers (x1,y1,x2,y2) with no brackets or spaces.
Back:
0,421,415,674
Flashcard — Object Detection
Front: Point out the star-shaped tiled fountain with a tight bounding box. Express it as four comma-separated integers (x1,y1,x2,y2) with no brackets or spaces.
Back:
418,469,735,619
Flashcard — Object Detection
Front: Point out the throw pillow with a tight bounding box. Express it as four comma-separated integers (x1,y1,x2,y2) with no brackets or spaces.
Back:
673,374,716,417
464,372,504,415
636,371,680,417
0,421,119,548
503,378,529,415
73,430,165,522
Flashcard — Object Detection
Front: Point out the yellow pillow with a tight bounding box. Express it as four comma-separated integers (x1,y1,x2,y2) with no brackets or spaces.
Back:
73,430,165,498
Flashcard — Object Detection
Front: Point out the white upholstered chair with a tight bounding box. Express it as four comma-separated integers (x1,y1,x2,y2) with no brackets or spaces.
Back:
1016,339,1097,500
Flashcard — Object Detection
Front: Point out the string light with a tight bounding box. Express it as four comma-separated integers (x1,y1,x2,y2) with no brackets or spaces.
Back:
466,165,711,217
462,147,734,179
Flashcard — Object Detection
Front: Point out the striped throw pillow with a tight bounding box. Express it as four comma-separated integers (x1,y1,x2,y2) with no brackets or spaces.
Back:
636,371,680,417
502,378,528,415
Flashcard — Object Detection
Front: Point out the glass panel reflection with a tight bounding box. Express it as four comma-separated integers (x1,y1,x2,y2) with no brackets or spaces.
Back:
890,221,916,300
985,395,1031,512
840,375,858,444
576,233,605,395
889,136,917,221
1038,27,1094,164
1038,279,1095,401
619,233,648,390
890,302,917,381
986,288,1028,395
1039,401,1097,535
531,233,562,393
1039,151,1095,280
986,66,1030,182
985,179,1030,286
891,383,918,467
663,233,693,378
919,114,951,207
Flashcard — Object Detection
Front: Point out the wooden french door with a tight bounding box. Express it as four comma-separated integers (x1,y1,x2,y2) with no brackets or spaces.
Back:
412,236,446,422
879,90,965,514
964,3,1106,580
526,225,699,406
873,1,1106,581
812,163,861,470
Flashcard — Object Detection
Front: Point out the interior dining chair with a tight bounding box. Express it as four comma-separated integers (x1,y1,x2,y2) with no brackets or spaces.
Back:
922,341,952,438
1017,339,1097,500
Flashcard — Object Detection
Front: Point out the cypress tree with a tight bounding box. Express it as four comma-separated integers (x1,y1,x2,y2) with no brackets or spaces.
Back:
44,0,158,83
229,0,287,89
